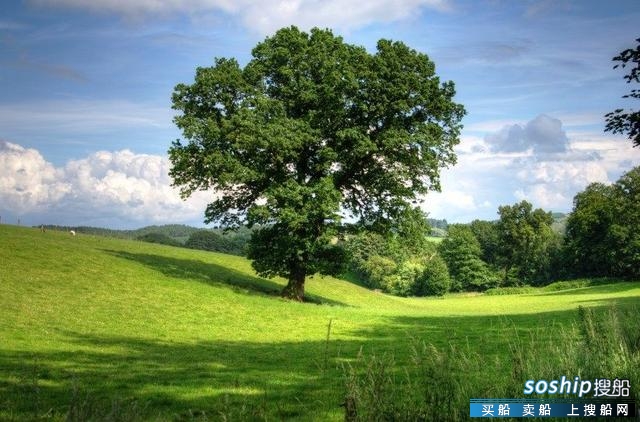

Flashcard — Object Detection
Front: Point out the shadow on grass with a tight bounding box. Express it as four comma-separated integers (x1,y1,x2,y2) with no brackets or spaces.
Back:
103,250,347,307
1,294,637,420
0,328,398,420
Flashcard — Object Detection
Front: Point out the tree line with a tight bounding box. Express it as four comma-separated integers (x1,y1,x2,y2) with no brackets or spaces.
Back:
344,165,639,296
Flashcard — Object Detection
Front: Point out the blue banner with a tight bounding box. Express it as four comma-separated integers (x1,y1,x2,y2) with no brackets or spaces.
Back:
470,399,636,418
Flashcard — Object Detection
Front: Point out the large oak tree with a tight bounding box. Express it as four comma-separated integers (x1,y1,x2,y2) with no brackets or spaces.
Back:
169,26,465,300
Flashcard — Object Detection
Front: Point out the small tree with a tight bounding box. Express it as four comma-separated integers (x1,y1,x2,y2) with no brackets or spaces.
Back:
169,26,465,300
605,38,640,147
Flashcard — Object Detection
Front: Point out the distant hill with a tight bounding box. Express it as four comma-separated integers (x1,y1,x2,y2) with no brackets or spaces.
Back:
41,224,201,243
40,223,251,255
427,218,448,237
131,224,201,244
551,212,568,235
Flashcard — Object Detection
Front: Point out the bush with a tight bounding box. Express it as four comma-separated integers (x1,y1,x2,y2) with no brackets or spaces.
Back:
360,255,397,289
382,260,424,296
484,286,537,296
414,254,450,296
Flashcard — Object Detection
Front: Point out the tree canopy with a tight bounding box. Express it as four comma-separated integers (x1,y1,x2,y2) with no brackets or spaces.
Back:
495,201,555,285
605,37,640,147
438,224,496,291
169,26,465,300
565,166,640,278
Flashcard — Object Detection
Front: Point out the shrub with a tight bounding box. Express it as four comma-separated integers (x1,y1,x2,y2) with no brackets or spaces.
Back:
360,255,397,289
382,260,424,296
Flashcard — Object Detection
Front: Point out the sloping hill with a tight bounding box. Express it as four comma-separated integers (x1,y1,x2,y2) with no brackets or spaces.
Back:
1,225,638,420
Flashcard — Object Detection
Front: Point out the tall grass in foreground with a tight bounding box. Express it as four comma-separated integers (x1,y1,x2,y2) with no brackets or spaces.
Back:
342,305,640,421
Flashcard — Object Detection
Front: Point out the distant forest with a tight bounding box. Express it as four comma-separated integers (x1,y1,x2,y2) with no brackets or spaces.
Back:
40,224,250,256
39,213,567,259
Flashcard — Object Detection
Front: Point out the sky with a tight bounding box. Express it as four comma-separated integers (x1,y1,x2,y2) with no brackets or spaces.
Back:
1,0,639,229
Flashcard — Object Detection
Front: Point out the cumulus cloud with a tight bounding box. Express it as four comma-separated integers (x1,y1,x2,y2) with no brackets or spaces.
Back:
31,0,451,34
0,141,211,227
485,114,569,154
422,188,490,221
0,141,70,213
513,160,609,209
422,115,640,222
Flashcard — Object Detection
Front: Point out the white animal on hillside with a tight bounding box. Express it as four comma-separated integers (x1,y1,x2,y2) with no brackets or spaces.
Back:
70,230,76,236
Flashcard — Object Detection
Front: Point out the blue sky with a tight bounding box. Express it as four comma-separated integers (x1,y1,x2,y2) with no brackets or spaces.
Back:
1,0,639,228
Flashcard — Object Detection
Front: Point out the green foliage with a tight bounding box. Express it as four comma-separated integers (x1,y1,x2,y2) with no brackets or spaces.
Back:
132,224,201,243
169,26,465,299
413,254,450,296
564,182,616,276
185,230,234,255
609,166,640,277
604,37,640,147
468,219,499,266
439,224,497,291
427,218,449,232
484,277,621,295
382,259,425,297
360,255,397,289
565,166,640,279
389,207,433,259
184,230,248,255
343,210,436,293
136,232,183,247
43,224,201,244
483,286,538,296
344,231,394,287
495,201,555,285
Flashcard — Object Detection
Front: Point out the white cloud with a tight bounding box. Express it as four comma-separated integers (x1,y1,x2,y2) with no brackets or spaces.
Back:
513,160,609,209
423,116,640,222
0,141,211,227
422,189,483,220
31,0,452,34
0,141,70,213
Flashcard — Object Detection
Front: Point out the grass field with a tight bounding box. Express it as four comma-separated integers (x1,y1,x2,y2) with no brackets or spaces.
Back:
1,224,639,420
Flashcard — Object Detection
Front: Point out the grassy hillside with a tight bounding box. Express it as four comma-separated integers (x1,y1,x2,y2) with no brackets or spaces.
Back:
1,225,639,420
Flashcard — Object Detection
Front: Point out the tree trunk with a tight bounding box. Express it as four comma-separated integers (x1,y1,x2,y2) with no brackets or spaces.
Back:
281,266,306,301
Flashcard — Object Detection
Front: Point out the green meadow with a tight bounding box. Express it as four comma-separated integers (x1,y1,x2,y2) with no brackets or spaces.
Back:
1,224,639,420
